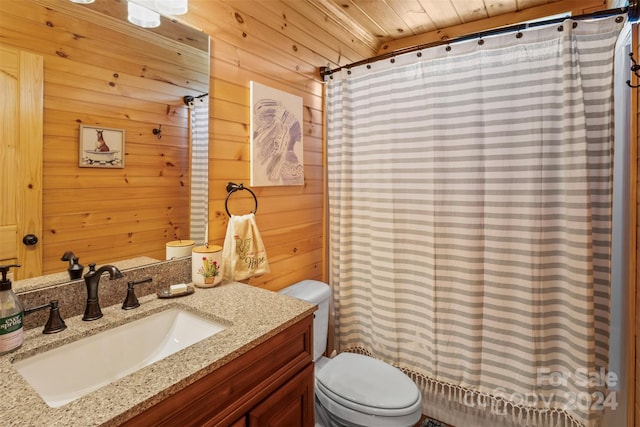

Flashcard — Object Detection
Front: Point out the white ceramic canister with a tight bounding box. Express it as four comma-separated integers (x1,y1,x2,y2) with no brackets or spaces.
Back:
192,245,223,288
166,240,196,260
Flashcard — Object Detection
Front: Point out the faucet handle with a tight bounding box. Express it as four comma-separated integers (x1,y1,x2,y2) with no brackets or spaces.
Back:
44,301,67,334
84,263,96,278
122,277,152,310
25,300,67,334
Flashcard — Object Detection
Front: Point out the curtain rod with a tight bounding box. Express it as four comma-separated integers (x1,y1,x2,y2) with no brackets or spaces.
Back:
319,2,638,79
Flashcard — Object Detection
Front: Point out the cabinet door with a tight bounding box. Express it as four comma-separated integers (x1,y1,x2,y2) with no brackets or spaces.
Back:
248,364,314,427
0,45,43,279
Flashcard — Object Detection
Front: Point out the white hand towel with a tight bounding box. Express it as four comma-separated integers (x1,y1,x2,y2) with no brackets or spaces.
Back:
222,213,270,281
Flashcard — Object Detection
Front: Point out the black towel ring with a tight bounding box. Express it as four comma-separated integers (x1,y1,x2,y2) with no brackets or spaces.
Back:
225,182,258,217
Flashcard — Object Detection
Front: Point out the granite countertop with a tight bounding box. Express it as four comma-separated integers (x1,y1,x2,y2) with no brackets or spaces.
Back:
0,282,315,427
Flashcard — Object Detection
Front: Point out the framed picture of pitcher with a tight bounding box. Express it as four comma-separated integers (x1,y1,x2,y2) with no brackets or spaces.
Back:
79,125,125,168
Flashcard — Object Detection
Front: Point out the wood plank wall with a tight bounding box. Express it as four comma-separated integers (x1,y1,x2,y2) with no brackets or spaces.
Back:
0,0,207,275
180,0,377,291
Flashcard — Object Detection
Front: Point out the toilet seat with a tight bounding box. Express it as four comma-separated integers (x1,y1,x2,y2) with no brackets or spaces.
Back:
316,386,422,427
315,352,422,425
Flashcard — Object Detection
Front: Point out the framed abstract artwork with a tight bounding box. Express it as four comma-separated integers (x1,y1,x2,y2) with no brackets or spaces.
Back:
250,81,304,186
79,125,125,168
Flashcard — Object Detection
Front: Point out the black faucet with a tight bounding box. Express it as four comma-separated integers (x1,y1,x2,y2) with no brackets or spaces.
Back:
82,263,123,321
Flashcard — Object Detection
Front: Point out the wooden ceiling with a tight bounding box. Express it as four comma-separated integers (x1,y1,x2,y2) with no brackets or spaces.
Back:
303,0,610,55
56,0,615,72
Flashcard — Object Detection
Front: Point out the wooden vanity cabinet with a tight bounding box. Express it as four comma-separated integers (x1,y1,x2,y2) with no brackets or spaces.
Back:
121,314,314,427
247,363,314,426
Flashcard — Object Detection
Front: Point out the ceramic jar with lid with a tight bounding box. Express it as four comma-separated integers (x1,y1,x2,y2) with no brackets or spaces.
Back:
192,245,223,287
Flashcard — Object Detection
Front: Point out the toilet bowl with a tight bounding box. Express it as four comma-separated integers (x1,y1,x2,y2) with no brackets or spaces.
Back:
280,280,422,427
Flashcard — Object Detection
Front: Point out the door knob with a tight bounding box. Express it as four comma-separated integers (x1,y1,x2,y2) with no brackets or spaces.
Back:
22,234,39,246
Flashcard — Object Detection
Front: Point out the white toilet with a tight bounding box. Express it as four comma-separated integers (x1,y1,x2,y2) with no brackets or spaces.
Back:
280,280,422,427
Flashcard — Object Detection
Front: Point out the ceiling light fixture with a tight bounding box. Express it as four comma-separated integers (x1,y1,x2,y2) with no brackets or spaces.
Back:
154,0,188,16
127,2,161,28
69,0,188,28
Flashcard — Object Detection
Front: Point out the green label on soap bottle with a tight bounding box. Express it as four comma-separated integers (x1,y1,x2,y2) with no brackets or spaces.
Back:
0,313,23,335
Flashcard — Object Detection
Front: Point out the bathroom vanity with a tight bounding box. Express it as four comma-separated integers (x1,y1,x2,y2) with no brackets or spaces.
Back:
0,282,316,426
122,309,314,426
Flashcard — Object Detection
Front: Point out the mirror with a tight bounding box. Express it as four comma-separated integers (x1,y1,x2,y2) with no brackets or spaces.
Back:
1,0,209,287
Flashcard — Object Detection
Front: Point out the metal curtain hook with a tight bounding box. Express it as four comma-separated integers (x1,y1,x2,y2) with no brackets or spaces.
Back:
626,52,640,88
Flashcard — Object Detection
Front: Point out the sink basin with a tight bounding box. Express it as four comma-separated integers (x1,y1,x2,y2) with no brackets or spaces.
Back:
13,308,225,408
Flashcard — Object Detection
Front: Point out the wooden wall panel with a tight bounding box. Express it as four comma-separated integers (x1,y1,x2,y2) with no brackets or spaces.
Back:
184,1,331,290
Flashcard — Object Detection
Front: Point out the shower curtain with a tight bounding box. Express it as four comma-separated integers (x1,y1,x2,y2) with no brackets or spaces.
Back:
188,96,209,244
326,16,624,427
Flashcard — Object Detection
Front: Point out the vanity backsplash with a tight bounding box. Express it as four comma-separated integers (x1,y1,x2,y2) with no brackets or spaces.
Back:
18,257,191,330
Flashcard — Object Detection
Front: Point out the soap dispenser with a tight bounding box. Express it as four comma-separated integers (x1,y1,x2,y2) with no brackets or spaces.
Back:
0,264,24,355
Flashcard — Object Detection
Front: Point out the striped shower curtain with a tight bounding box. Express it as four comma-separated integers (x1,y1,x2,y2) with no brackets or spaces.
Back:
326,16,624,427
188,96,209,244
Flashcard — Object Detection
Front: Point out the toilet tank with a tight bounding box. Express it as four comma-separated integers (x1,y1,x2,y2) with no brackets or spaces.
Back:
279,280,331,362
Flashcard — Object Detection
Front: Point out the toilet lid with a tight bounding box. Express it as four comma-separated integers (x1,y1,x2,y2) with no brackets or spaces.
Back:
315,353,420,414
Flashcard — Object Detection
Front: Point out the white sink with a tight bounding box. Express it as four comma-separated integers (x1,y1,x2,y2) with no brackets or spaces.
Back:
13,308,225,408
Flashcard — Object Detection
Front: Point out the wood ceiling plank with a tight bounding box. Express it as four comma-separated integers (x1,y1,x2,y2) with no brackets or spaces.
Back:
416,0,462,29
579,1,609,14
349,0,415,39
451,0,489,23
383,0,438,35
378,0,605,54
326,0,389,39
517,0,559,9
484,0,518,17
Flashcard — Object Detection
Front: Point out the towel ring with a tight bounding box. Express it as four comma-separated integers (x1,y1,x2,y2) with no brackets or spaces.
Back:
225,182,258,217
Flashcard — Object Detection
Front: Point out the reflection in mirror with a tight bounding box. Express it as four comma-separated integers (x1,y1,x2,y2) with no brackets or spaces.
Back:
14,256,160,294
0,0,209,284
